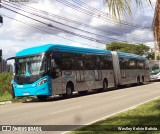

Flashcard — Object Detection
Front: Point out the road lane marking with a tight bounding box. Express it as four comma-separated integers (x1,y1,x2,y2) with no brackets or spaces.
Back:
85,96,160,125
113,95,128,100
50,106,81,115
62,96,160,134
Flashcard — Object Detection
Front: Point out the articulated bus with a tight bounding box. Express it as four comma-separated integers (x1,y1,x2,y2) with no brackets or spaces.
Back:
7,44,150,100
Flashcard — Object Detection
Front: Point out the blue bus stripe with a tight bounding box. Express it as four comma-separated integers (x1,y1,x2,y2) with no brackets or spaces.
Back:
16,44,112,57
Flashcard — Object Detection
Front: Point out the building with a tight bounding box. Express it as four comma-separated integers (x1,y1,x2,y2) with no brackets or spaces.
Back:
7,64,13,73
0,59,13,73
0,59,7,73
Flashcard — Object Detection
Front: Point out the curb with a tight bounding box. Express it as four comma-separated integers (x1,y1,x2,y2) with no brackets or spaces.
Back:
0,101,12,105
0,98,34,105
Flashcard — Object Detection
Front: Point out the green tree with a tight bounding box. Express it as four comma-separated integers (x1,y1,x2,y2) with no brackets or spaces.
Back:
104,0,152,19
104,1,154,59
0,72,13,96
106,42,150,56
146,51,154,60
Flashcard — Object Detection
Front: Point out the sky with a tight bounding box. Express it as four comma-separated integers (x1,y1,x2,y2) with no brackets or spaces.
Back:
0,0,157,63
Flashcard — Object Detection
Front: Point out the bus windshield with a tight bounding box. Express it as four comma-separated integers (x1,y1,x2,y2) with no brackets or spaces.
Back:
15,54,46,76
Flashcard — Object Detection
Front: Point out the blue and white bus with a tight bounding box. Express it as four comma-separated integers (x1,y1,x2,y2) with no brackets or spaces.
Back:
150,60,160,81
112,51,150,86
8,44,150,100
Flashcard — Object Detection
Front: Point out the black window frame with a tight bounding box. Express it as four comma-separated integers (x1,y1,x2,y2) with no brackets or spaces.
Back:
60,52,74,70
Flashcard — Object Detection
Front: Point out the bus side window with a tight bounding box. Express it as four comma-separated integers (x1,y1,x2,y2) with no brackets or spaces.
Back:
61,52,74,70
74,54,84,70
84,54,94,70
119,58,125,69
126,58,130,69
78,56,84,70
101,56,107,70
79,58,84,70
129,58,136,69
94,56,101,70
137,60,145,69
144,60,150,70
51,59,56,68
107,56,113,69
50,54,61,78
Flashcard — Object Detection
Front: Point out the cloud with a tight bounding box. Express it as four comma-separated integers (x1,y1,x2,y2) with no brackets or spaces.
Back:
9,0,99,38
0,40,25,59
86,0,155,46
3,0,156,41
145,41,155,49
0,0,156,62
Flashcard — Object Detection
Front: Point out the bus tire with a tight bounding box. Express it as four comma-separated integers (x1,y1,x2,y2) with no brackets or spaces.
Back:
63,85,73,98
102,80,108,91
11,85,15,99
37,96,48,101
137,77,140,86
141,76,144,85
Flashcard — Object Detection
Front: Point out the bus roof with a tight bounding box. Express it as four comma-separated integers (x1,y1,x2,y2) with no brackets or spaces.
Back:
117,52,147,60
16,44,112,57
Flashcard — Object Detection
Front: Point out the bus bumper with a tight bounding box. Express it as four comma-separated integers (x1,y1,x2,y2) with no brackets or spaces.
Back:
13,82,52,97
150,75,159,81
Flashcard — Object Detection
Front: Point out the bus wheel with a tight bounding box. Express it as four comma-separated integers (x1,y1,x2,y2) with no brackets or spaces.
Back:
63,85,73,98
11,85,15,99
141,76,144,85
137,77,140,86
102,80,108,91
37,96,48,101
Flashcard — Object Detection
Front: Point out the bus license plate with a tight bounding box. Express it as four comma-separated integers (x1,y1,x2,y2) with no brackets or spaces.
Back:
23,92,29,96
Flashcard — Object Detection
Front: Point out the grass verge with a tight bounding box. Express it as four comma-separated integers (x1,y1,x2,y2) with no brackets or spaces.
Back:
0,92,34,103
0,93,12,102
73,97,160,134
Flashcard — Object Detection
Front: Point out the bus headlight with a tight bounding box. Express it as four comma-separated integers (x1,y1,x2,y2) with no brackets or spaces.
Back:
12,83,16,88
37,78,47,86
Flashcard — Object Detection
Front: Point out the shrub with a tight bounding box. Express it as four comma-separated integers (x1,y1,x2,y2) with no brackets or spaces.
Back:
0,72,13,96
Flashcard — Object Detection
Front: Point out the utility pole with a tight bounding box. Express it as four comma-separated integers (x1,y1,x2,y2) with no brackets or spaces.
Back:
154,41,158,60
0,15,3,24
0,49,2,62
0,0,3,25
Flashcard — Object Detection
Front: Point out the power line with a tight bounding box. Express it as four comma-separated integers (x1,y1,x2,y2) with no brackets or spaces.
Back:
72,0,143,28
2,1,124,35
7,1,124,35
1,1,152,45
72,0,115,20
3,1,149,42
3,4,139,44
2,5,109,44
56,0,153,42
56,0,149,29
0,13,103,49
73,0,153,30
2,1,148,43
2,2,129,43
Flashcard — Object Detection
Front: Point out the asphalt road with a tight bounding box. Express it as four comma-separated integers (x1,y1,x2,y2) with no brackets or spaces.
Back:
0,82,160,134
